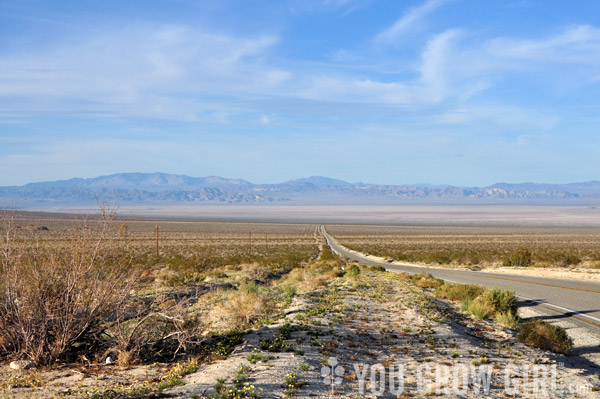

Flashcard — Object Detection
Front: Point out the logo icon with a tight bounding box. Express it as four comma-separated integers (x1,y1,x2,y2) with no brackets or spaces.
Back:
321,357,345,388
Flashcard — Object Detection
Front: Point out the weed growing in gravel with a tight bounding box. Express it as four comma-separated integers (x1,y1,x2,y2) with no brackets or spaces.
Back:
259,323,295,352
246,349,274,364
283,372,304,397
213,365,260,399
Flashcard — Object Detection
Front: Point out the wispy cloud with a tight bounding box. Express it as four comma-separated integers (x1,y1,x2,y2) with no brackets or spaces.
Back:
1,17,599,129
288,0,369,14
434,105,559,131
0,25,288,120
485,25,600,63
375,0,450,43
419,29,459,102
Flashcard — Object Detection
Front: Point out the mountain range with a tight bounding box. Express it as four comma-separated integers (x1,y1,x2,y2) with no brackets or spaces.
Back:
1,173,600,206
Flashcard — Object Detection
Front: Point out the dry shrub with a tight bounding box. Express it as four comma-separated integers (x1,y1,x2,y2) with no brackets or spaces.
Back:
0,208,138,365
517,319,573,354
411,273,444,289
280,259,341,291
210,290,270,329
116,350,135,367
303,275,329,290
242,263,271,282
156,267,204,287
503,247,533,267
109,293,204,362
204,269,228,280
435,283,484,302
283,268,305,284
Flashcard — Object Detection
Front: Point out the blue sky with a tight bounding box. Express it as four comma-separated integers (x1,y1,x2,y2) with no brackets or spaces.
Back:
1,0,600,186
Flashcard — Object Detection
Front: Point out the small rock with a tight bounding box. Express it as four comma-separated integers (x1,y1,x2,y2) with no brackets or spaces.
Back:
105,356,115,365
9,360,34,370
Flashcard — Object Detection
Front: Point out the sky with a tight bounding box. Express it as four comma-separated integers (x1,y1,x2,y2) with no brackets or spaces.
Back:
1,0,600,186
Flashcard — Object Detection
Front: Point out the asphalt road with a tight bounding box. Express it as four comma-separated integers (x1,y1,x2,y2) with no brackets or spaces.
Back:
321,225,600,335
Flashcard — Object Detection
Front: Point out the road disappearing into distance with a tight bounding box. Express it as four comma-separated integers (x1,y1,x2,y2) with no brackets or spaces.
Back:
321,225,600,337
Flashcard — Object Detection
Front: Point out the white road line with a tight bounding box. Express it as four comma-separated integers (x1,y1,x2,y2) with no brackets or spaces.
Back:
517,295,600,324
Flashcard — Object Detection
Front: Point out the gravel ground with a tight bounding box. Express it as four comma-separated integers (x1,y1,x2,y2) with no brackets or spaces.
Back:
166,270,600,398
2,268,598,398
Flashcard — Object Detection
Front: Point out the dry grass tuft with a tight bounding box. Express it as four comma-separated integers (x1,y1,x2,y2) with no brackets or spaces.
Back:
280,259,341,291
411,273,444,288
242,263,271,282
210,291,271,329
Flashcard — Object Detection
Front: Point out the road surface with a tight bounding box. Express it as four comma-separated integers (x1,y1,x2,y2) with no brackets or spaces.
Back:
321,225,600,336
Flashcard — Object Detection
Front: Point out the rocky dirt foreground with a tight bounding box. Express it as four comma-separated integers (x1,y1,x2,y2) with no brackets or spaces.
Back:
2,268,599,398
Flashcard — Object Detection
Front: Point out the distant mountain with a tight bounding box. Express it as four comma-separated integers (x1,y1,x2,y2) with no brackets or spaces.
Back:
283,176,353,187
1,173,598,206
22,172,253,191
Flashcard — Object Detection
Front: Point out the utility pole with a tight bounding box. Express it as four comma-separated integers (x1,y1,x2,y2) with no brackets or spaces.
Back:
155,225,159,258
248,229,252,255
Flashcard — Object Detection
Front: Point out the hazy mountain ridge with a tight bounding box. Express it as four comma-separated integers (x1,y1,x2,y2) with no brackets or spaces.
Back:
0,173,597,206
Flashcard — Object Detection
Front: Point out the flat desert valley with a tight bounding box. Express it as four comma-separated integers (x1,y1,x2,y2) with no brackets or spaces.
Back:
25,204,600,226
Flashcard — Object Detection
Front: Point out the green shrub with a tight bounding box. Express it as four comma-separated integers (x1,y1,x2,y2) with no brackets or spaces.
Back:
483,288,518,315
454,287,518,326
517,319,573,354
370,265,387,272
466,297,494,319
345,264,361,278
435,283,485,302
495,311,520,329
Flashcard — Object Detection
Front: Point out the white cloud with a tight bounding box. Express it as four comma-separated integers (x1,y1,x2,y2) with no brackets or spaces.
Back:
434,105,559,132
419,29,459,102
0,25,289,120
486,25,600,63
1,19,599,127
375,0,450,43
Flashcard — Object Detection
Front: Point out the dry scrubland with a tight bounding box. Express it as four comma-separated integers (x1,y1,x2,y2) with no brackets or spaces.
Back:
0,212,598,398
327,224,600,269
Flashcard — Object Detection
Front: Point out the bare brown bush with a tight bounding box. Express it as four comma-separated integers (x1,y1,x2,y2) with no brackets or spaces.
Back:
0,208,138,365
108,293,204,362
